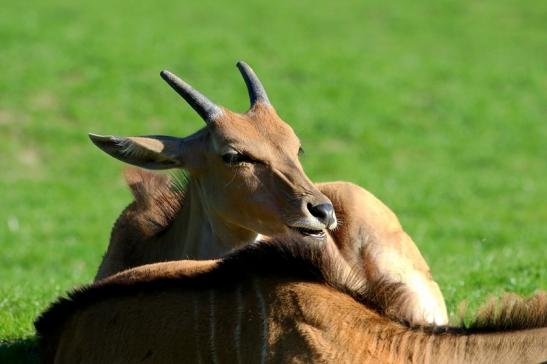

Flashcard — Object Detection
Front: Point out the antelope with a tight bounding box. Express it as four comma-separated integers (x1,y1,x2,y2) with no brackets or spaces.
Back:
90,61,447,325
35,237,547,364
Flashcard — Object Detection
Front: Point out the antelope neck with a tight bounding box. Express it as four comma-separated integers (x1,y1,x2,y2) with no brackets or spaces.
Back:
164,178,258,259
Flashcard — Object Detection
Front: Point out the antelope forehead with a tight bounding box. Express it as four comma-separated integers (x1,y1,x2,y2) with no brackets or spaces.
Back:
212,124,299,155
210,132,261,154
213,117,260,140
257,122,301,151
212,108,299,144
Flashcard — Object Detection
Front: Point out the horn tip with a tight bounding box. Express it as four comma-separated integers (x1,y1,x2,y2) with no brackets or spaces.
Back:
160,70,173,81
236,60,251,72
88,132,104,140
89,133,117,144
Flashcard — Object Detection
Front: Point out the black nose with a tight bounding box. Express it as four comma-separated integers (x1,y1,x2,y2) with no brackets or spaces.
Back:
307,203,335,226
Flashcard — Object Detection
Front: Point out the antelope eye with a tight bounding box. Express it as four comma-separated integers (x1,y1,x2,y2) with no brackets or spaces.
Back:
221,152,253,165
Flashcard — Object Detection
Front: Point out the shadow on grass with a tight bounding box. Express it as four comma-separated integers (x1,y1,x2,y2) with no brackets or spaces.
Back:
0,337,40,364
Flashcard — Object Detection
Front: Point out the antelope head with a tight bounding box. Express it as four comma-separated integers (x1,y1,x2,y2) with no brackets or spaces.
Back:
90,61,336,240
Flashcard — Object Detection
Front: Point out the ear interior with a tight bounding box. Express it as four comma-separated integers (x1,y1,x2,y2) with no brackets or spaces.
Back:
89,133,185,170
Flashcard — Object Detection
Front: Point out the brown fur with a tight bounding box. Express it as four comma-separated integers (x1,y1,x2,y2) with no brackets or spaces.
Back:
92,67,447,325
36,238,547,364
96,169,185,277
97,167,448,325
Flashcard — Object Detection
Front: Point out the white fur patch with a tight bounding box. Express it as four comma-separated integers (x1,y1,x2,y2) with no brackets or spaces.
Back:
406,272,449,325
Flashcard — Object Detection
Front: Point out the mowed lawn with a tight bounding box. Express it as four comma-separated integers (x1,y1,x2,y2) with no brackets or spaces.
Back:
1,0,545,360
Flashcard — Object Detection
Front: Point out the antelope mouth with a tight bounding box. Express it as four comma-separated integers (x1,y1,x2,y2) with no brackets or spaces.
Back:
290,226,326,239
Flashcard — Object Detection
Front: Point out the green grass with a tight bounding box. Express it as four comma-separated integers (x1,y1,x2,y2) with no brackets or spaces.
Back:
1,0,545,360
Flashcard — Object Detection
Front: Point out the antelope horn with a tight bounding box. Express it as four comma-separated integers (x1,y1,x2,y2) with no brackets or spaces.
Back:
236,61,270,108
160,70,222,123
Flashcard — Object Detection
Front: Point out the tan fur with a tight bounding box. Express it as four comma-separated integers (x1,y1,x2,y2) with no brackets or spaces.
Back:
95,169,185,278
92,70,447,325
36,239,547,364
97,168,447,325
319,181,447,324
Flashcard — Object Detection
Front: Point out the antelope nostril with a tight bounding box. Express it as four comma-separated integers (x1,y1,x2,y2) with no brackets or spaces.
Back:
307,203,334,225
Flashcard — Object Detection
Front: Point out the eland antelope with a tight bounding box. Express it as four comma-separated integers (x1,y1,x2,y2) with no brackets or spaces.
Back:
90,62,447,325
36,237,547,364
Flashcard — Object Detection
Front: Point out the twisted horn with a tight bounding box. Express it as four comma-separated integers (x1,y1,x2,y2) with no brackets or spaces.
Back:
236,61,270,108
160,70,222,123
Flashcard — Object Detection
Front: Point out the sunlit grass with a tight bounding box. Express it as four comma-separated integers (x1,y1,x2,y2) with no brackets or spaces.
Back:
0,0,545,359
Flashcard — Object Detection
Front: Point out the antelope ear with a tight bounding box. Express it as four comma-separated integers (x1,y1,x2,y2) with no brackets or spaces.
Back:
89,133,185,170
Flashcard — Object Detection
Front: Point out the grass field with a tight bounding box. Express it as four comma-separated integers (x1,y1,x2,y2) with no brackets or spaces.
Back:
1,0,545,361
